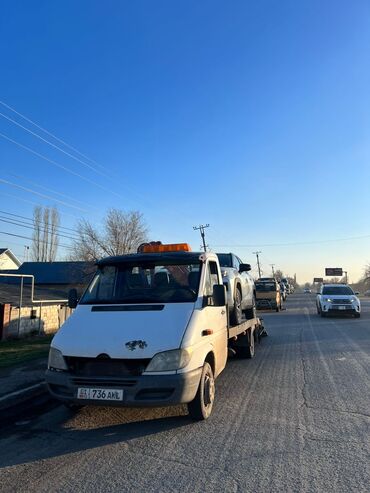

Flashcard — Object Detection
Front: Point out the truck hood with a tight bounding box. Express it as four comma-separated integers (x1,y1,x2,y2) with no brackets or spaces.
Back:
51,303,195,359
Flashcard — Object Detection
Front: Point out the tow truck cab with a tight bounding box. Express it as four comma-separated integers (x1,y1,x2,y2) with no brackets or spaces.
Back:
46,243,229,420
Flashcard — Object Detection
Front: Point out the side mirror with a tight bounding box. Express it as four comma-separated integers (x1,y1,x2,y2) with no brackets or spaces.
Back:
212,284,226,307
68,288,79,309
355,292,359,295
316,292,320,295
239,263,251,273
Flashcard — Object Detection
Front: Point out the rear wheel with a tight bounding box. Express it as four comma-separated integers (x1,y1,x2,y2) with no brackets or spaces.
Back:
244,296,256,320
187,362,215,421
238,329,255,359
230,287,243,325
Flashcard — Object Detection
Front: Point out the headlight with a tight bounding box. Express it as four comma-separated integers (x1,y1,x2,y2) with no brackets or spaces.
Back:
145,349,192,372
222,270,228,277
325,298,333,302
48,347,68,371
349,298,356,303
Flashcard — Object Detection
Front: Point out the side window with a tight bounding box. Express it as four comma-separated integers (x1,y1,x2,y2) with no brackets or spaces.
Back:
204,261,220,296
232,255,240,270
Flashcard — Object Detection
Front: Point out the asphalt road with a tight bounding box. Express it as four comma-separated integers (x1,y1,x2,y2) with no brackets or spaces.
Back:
0,294,369,492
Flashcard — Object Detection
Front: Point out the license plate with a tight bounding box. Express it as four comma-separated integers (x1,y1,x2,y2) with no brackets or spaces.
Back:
77,388,123,401
337,306,347,310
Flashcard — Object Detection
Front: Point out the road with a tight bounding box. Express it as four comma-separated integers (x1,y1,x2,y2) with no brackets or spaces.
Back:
0,294,369,492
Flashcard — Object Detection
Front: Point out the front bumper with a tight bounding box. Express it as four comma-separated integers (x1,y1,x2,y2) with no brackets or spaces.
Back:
45,368,202,408
322,303,360,315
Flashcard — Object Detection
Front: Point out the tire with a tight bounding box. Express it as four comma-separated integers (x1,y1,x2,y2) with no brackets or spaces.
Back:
238,329,255,359
230,287,243,325
320,311,326,318
317,304,321,315
275,302,280,312
187,362,215,421
354,313,361,318
244,296,256,320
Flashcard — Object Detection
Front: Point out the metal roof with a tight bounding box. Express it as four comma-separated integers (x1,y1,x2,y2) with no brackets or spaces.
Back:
0,261,95,284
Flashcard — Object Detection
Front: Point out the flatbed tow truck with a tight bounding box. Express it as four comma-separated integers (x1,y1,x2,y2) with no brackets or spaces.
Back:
46,243,267,421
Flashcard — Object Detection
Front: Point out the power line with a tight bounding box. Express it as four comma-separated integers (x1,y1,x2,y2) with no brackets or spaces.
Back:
212,233,370,247
0,132,124,199
0,217,79,242
0,230,74,250
0,191,82,219
0,99,104,170
0,177,89,212
0,209,80,235
0,111,106,176
8,173,99,211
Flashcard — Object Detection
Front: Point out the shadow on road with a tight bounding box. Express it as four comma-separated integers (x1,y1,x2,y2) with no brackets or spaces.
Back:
0,404,192,468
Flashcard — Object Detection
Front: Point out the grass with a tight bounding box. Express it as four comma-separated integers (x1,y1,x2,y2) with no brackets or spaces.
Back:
0,335,53,368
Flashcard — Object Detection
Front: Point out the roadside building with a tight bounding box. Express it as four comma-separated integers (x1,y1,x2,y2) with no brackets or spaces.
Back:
0,248,21,270
0,261,95,340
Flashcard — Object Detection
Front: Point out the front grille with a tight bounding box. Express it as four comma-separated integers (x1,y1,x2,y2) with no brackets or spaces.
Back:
65,357,150,377
331,299,352,304
71,377,137,387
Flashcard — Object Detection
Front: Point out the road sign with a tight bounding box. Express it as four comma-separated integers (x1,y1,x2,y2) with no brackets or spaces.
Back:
325,268,343,276
314,277,323,283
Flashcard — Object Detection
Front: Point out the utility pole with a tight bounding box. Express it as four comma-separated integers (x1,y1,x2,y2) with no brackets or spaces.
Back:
24,245,30,262
193,224,210,252
270,264,275,277
344,270,348,284
253,251,262,278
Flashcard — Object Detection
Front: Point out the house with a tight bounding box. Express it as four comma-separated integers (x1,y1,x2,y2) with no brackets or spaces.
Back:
0,248,21,270
0,261,95,339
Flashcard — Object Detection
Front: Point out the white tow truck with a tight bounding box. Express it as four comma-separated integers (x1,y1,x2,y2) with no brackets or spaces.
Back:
46,243,266,420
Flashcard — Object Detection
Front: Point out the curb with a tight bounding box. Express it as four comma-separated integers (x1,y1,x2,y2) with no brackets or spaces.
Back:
0,381,52,423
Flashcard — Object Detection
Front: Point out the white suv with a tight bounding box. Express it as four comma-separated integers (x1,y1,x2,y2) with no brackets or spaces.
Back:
216,253,256,324
316,284,361,318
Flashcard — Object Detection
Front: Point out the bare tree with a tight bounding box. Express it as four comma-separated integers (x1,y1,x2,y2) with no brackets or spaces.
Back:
31,206,60,261
70,209,148,261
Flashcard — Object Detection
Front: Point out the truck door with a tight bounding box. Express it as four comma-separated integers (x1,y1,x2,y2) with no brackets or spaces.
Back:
202,260,228,376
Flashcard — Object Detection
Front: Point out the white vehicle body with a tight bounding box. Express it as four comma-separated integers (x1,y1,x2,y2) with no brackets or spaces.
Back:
46,248,262,420
216,253,256,324
316,283,361,317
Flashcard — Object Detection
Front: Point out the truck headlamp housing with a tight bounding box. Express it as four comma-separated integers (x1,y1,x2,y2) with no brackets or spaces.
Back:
145,349,192,372
48,347,68,371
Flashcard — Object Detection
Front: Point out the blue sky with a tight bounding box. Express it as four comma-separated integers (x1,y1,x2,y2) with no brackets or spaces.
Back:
0,0,370,282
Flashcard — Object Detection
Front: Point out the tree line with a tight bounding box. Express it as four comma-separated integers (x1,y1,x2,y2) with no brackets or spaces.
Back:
31,206,148,262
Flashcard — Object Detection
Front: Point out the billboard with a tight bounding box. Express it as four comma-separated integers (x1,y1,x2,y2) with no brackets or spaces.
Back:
313,277,323,283
325,268,343,277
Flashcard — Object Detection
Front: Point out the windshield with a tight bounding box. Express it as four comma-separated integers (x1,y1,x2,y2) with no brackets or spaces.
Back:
216,253,232,267
255,282,276,292
81,260,201,304
322,286,354,295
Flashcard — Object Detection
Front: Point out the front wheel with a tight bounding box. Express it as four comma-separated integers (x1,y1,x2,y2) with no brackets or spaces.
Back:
354,313,361,318
187,362,215,421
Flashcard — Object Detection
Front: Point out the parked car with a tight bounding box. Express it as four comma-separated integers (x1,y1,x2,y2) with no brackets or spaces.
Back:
280,282,287,301
304,288,312,294
255,279,282,311
316,283,361,318
216,253,256,325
